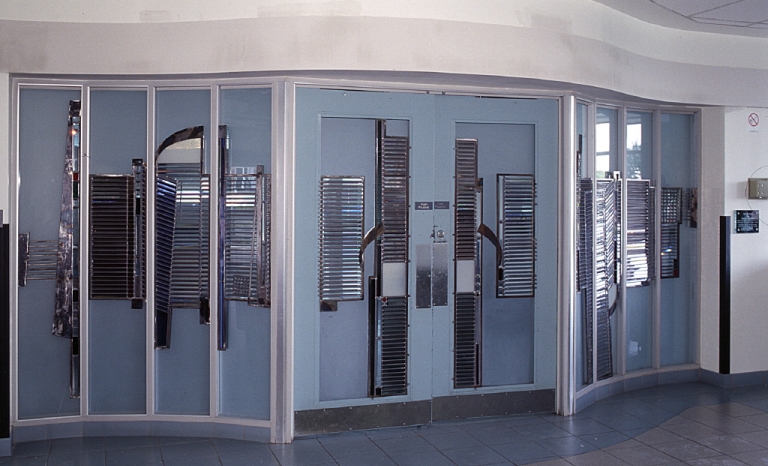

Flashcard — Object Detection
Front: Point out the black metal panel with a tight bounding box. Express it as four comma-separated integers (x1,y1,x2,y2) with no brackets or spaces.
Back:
0,219,10,438
377,297,408,396
720,216,731,375
433,389,555,421
89,175,136,299
294,400,432,435
660,187,682,279
154,176,177,349
454,292,479,388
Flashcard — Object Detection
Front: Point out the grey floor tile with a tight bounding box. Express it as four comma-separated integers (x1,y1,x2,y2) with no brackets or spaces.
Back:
697,435,764,455
365,428,419,441
732,448,768,466
374,435,437,456
536,436,596,457
562,450,631,465
633,427,686,445
47,449,106,466
577,431,631,449
0,458,48,466
605,444,678,466
651,439,721,461
164,457,222,466
736,430,768,448
335,452,397,466
315,431,370,445
322,439,383,462
464,424,525,446
50,437,106,454
513,423,572,440
441,445,507,466
161,440,219,463
549,419,614,436
515,458,564,466
269,440,336,466
213,438,277,463
706,403,765,417
105,436,159,451
11,441,49,459
421,431,483,450
391,450,455,466
491,441,557,463
105,445,163,466
741,413,768,429
662,419,727,440
684,456,750,466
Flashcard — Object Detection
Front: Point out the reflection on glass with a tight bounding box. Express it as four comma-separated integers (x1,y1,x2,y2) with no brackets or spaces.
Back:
596,108,618,179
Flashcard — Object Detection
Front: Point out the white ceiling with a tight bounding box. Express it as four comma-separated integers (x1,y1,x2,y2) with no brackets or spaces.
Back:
595,0,768,36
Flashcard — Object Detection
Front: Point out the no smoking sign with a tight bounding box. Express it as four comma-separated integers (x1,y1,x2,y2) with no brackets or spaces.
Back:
749,112,760,127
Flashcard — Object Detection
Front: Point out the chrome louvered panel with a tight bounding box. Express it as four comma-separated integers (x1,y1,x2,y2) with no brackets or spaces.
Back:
497,174,536,297
222,173,271,306
578,179,594,384
133,160,147,303
53,100,80,339
454,292,480,388
661,187,682,279
89,175,139,300
625,180,654,288
375,297,408,396
18,234,57,285
595,179,617,381
379,136,409,264
251,173,271,306
454,138,481,389
454,139,479,261
371,126,410,398
155,176,177,349
157,162,211,308
318,176,365,303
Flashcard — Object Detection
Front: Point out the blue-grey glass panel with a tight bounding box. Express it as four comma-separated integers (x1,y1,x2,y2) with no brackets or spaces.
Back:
89,90,148,173
155,310,210,414
88,89,148,414
661,113,695,366
17,87,81,419
218,87,272,419
155,89,211,415
625,111,654,372
88,301,146,414
318,117,376,401
456,122,535,386
218,305,270,419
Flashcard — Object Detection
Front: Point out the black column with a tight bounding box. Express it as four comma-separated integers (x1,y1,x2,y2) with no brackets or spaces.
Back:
0,214,9,438
719,216,731,375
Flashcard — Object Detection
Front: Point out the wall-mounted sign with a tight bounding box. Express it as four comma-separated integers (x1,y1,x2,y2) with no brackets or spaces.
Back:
736,210,759,233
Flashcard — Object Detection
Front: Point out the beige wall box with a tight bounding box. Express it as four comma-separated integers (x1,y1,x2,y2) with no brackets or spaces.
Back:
748,178,768,199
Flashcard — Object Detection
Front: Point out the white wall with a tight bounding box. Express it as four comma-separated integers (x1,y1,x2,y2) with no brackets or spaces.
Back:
721,107,768,374
0,0,766,107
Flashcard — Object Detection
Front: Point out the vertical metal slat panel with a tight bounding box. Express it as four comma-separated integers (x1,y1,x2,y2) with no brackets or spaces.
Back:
578,179,594,384
453,139,480,389
497,174,535,297
89,175,135,299
595,179,617,380
625,179,654,288
318,176,365,302
661,187,682,279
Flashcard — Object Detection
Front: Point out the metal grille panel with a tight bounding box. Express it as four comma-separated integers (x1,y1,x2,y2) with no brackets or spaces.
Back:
595,179,617,380
453,138,480,389
377,297,408,396
18,234,57,285
661,187,682,279
89,175,142,300
157,163,211,308
625,180,654,287
379,136,409,264
154,176,177,348
223,173,271,306
497,174,535,297
578,179,594,384
318,176,365,302
454,293,479,388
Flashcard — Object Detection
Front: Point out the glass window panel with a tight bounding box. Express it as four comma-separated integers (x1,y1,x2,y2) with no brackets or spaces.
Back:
218,87,272,420
660,113,696,366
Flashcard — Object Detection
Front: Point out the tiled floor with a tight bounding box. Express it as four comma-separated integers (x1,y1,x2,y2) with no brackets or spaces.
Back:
8,382,768,465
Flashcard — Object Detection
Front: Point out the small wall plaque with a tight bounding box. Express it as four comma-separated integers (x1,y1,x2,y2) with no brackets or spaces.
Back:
736,210,759,233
